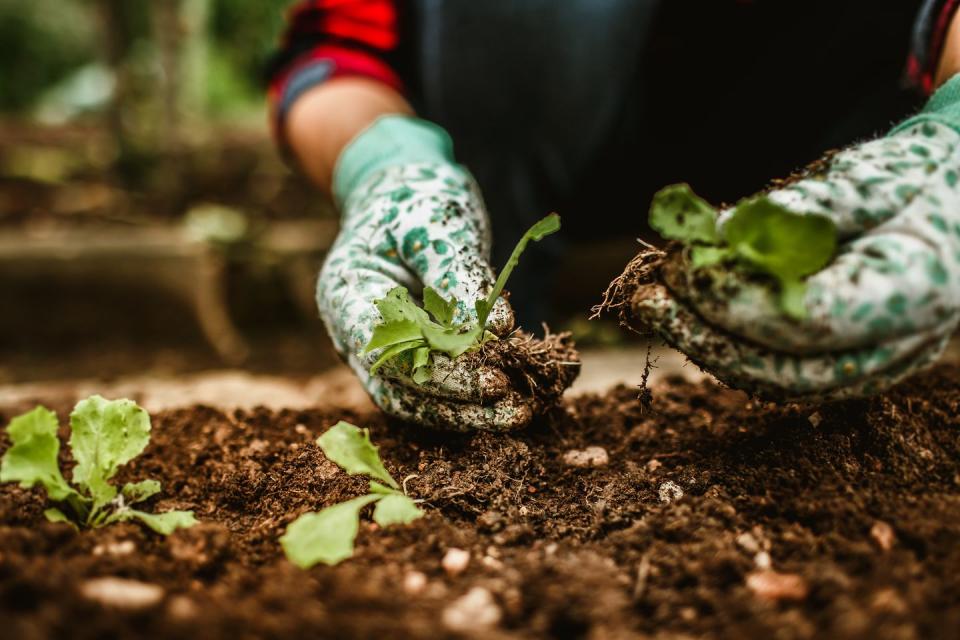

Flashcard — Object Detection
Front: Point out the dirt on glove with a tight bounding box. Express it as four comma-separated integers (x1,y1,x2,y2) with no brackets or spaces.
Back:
1,363,959,639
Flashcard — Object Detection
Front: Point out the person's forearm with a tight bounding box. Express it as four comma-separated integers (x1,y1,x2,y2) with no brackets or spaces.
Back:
285,77,414,193
935,7,960,88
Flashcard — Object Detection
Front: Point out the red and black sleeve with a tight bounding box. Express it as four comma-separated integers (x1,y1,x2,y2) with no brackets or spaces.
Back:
266,0,404,141
910,0,960,94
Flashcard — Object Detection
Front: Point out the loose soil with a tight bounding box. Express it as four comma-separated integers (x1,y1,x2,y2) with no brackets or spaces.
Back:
2,364,959,639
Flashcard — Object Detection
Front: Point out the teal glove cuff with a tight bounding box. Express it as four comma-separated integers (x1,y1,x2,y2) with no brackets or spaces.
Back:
891,73,960,136
332,115,461,207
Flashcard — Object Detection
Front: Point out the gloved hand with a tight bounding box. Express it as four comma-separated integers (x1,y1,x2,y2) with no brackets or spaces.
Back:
631,76,960,400
317,115,533,431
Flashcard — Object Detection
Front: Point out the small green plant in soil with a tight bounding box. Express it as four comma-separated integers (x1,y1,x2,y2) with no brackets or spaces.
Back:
0,395,197,535
363,213,561,383
281,421,423,568
649,184,837,319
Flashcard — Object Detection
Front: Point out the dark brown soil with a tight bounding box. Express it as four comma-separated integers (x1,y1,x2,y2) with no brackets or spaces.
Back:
2,364,959,639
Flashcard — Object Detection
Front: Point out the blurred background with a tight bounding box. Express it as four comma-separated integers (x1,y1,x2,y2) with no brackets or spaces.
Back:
0,0,950,409
0,0,340,389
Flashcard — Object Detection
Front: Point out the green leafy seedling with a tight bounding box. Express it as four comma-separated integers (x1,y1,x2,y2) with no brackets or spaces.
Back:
649,184,837,319
280,421,423,568
363,213,561,382
0,396,198,535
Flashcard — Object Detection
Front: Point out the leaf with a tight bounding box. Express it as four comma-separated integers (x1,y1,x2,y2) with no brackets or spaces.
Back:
69,396,151,507
690,246,733,269
369,340,424,374
363,320,424,354
423,287,458,327
372,494,424,527
316,422,399,489
122,479,161,504
650,184,720,244
1,406,78,501
368,481,396,495
724,197,837,279
411,346,433,384
280,495,381,568
373,287,431,325
420,324,482,359
44,507,76,528
477,213,561,328
723,197,837,319
127,509,198,535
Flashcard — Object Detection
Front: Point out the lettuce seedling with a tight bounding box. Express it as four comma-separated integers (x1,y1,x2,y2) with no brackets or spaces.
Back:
363,213,561,383
649,184,837,319
0,396,197,535
281,421,423,568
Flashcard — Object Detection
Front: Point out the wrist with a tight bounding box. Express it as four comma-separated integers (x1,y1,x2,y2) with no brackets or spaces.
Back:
891,72,960,136
333,116,463,207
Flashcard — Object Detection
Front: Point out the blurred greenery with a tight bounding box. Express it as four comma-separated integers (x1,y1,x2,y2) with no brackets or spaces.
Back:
0,0,97,112
0,0,291,118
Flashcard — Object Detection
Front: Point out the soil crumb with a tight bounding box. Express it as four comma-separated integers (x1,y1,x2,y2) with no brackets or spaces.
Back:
2,364,959,639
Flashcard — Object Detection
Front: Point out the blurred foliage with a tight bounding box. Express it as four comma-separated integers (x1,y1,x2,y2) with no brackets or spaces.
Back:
0,0,97,112
0,0,291,117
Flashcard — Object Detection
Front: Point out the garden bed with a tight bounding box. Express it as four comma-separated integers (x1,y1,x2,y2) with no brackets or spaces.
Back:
2,364,959,639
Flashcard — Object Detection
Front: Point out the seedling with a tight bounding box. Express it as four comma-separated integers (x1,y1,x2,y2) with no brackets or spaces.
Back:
649,184,837,319
281,421,423,568
0,396,197,535
363,213,561,383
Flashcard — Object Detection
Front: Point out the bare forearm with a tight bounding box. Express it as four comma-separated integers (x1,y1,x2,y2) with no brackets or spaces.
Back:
935,8,960,88
284,77,414,193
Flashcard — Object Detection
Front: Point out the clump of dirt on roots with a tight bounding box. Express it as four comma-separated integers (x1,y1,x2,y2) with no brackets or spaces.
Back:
479,327,580,410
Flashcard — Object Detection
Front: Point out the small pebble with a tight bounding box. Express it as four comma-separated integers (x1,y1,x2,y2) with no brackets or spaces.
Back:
403,571,428,596
646,459,663,472
81,577,164,609
442,587,502,632
736,532,761,554
442,548,471,576
754,551,772,570
562,446,609,468
166,595,198,620
93,540,136,557
870,520,896,552
746,570,808,602
808,412,823,428
658,481,684,504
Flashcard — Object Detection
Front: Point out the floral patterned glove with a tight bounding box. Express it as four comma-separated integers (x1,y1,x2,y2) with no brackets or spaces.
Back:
317,116,533,431
630,76,960,400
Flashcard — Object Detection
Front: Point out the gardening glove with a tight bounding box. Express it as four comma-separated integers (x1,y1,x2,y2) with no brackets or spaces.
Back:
317,115,533,431
631,75,960,400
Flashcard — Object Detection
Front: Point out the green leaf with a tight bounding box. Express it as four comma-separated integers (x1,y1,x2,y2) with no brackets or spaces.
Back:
723,197,837,319
363,320,424,354
423,287,458,327
369,340,424,374
372,494,424,527
650,184,720,244
421,324,482,360
374,287,431,325
122,479,161,504
690,246,734,269
69,396,151,507
411,346,433,384
280,495,381,568
368,480,396,495
478,213,561,328
44,507,76,528
1,406,78,502
724,197,837,279
316,422,399,489
127,509,198,535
